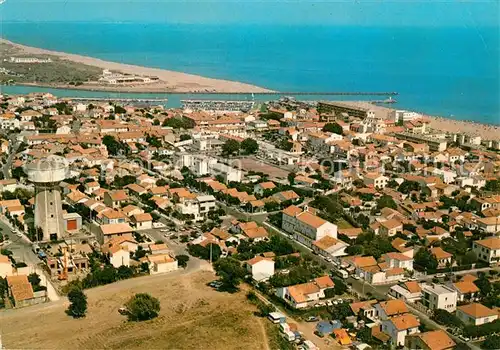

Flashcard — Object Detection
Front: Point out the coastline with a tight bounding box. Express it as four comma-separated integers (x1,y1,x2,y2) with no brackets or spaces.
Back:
426,116,500,142
0,38,273,93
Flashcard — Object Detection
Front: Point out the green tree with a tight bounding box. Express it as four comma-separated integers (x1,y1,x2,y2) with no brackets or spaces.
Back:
322,122,343,135
376,195,397,210
222,139,240,156
241,138,259,154
213,258,247,292
482,335,500,349
179,134,191,141
176,254,190,268
102,135,123,156
28,273,41,287
414,248,438,271
125,293,161,321
66,288,88,318
288,172,296,186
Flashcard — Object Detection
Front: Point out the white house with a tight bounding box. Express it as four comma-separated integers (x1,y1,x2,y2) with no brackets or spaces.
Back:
0,254,13,277
383,252,414,271
389,281,422,303
246,256,275,282
253,181,276,196
421,283,457,312
456,303,498,326
108,246,130,268
196,195,216,217
132,213,153,230
363,173,389,189
282,205,338,247
275,276,334,309
381,314,420,347
472,237,500,264
312,236,349,258
143,254,178,275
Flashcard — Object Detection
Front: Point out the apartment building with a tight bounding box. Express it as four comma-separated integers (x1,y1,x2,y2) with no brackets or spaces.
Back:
282,205,338,247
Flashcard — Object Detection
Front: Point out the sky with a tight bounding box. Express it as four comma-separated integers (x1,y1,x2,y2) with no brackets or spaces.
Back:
0,0,498,27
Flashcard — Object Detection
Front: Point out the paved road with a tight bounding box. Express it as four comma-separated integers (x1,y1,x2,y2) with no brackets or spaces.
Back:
1,133,21,180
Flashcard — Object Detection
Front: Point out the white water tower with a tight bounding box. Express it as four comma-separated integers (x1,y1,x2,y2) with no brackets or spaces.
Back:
25,156,69,242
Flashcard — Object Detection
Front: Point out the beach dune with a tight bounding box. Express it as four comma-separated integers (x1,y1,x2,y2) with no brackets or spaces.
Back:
0,38,272,93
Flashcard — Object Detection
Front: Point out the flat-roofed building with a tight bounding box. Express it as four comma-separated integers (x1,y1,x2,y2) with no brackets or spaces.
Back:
421,283,457,312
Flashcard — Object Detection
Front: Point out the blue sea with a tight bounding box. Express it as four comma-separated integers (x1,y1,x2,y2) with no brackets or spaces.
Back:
0,22,498,124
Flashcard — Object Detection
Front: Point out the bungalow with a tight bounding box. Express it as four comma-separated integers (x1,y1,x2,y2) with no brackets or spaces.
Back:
122,204,144,218
103,190,129,209
142,253,178,275
125,183,147,196
452,280,480,302
254,181,276,196
406,330,455,350
246,256,275,282
379,219,403,236
312,236,349,258
6,275,46,308
149,243,171,255
275,276,334,309
272,190,300,203
132,213,153,230
456,303,498,326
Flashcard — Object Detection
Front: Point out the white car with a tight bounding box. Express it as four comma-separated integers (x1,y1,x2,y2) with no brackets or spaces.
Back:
160,229,169,232
326,300,333,306
435,273,446,278
16,232,23,237
352,275,360,280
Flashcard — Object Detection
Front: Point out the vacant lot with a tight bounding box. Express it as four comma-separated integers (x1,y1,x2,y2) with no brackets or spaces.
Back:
0,270,269,350
233,157,290,179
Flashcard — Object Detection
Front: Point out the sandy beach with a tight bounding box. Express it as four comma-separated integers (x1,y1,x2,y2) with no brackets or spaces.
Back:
427,116,500,141
0,38,272,93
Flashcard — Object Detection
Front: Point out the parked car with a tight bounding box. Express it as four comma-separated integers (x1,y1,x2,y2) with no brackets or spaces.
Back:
305,316,318,322
326,300,333,306
435,273,446,279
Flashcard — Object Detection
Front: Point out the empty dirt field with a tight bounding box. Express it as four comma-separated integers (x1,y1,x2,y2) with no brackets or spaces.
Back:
233,157,290,180
0,270,271,350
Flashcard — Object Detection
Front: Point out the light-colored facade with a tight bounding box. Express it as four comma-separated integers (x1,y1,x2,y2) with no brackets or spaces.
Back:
456,303,498,326
472,237,500,264
246,256,275,282
421,283,457,312
282,205,338,247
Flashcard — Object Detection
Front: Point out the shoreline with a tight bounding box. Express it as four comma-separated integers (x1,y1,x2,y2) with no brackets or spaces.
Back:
0,38,273,93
